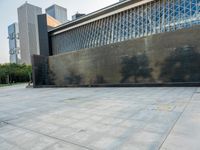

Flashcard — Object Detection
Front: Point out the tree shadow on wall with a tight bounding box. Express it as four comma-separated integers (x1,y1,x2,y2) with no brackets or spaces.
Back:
120,53,152,83
64,72,82,85
160,45,200,82
48,69,56,85
92,75,107,84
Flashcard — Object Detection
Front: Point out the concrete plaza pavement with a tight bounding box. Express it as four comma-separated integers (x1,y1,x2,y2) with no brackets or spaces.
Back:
0,84,200,150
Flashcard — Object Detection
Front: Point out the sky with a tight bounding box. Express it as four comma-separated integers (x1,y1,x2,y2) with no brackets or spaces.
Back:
0,0,117,63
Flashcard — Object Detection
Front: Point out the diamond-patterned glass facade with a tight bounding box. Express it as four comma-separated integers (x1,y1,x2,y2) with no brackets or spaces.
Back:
51,0,200,55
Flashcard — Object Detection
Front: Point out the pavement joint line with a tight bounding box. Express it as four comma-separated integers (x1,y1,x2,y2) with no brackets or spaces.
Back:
1,121,94,150
158,90,196,150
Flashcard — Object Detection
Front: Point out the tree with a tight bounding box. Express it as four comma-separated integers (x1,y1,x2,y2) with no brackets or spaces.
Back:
0,63,32,84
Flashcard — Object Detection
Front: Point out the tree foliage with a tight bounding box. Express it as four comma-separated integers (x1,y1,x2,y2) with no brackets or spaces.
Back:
0,63,32,84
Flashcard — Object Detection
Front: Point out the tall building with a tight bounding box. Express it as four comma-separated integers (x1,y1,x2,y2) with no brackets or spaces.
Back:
7,23,21,64
17,2,42,65
46,4,68,23
72,12,85,20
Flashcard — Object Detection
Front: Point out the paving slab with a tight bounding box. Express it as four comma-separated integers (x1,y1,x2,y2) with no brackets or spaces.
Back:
0,85,200,150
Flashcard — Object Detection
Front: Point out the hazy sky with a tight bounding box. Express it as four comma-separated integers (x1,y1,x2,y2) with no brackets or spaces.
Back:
0,0,117,63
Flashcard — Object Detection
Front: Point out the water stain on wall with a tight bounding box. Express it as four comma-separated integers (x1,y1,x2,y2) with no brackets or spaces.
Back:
120,53,152,83
160,45,200,82
64,71,82,85
89,75,107,84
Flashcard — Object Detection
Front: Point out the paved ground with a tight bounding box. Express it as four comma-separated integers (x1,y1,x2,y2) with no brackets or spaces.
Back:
0,84,200,150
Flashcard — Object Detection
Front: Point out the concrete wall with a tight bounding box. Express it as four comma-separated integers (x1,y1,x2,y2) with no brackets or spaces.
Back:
48,25,200,86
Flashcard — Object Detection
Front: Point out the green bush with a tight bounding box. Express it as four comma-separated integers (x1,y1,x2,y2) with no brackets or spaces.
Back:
0,63,32,84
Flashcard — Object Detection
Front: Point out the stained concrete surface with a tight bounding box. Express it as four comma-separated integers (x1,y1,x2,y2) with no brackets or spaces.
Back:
0,84,200,150
47,26,200,86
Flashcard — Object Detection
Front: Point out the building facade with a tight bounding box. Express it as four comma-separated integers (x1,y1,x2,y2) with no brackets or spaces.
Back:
17,2,42,65
33,0,200,87
46,15,61,30
7,23,21,64
50,0,200,55
46,4,68,23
